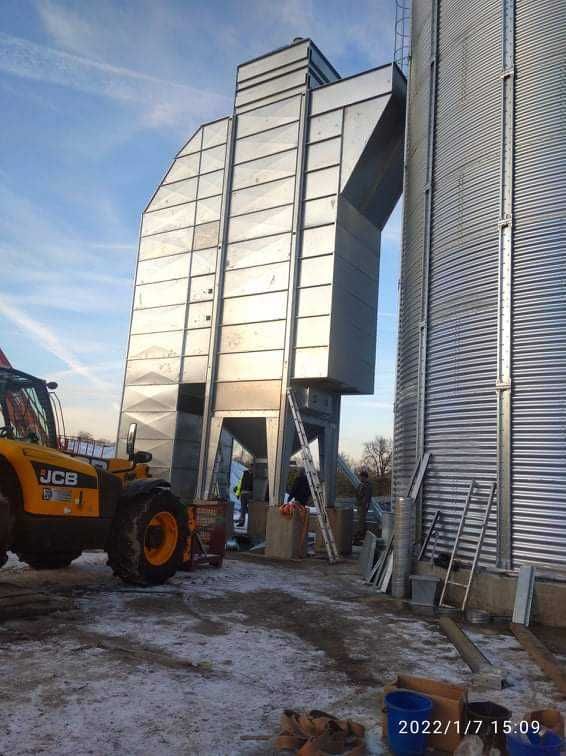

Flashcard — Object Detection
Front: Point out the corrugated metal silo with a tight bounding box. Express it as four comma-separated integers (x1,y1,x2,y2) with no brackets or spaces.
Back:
394,0,566,571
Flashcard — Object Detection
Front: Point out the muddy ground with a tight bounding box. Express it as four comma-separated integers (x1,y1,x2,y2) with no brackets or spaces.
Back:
0,552,564,755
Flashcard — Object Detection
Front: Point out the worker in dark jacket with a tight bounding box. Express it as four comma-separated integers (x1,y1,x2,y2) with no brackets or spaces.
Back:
355,470,372,542
288,468,311,506
234,468,253,527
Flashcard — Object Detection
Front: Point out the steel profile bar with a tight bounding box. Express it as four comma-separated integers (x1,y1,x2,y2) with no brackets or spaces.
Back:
496,0,515,569
414,0,440,540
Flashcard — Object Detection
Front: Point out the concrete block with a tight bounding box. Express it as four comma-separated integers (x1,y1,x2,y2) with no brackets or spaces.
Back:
310,506,353,556
266,507,307,560
248,500,269,542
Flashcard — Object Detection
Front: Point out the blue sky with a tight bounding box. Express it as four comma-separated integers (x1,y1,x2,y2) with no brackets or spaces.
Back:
0,0,401,459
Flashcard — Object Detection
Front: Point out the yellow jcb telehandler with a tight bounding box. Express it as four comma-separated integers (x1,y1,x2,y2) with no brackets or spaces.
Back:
0,365,187,584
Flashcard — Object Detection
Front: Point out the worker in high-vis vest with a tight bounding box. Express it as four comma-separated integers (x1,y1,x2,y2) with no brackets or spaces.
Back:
234,468,253,528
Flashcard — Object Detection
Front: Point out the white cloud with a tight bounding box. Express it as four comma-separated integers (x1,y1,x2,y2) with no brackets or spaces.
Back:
0,295,112,391
0,31,231,129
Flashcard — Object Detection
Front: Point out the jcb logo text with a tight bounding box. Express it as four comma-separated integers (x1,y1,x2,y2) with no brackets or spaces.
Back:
39,469,78,487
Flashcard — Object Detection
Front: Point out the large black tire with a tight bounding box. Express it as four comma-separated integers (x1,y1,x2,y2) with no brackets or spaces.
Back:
17,551,82,570
0,494,11,567
107,489,187,586
0,458,19,565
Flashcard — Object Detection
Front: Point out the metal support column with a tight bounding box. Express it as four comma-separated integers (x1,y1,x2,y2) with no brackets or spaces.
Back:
203,416,224,499
317,400,341,508
496,0,515,569
414,0,440,538
265,417,279,506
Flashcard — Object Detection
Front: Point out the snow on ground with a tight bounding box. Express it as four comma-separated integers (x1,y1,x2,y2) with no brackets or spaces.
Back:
0,553,565,755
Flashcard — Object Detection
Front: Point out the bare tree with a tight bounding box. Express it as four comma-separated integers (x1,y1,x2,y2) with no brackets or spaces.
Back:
361,436,392,479
77,430,94,441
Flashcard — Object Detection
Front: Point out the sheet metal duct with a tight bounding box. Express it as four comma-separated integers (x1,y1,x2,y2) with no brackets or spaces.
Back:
394,0,566,571
118,38,406,504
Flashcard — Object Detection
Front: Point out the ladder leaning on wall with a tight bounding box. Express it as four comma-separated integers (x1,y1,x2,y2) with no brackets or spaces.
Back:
287,388,340,563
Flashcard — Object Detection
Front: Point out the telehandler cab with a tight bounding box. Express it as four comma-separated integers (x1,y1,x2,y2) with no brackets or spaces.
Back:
0,365,186,584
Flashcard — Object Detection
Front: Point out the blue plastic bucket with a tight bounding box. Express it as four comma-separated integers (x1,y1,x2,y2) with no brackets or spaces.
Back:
507,728,563,756
385,689,433,754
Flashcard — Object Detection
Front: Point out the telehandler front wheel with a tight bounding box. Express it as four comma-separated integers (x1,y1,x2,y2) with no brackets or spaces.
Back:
107,489,187,586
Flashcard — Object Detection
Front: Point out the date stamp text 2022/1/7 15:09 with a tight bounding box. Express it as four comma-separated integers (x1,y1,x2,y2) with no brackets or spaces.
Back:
398,720,541,736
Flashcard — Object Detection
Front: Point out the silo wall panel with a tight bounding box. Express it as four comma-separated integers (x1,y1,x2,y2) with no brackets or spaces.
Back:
422,0,501,564
512,0,566,567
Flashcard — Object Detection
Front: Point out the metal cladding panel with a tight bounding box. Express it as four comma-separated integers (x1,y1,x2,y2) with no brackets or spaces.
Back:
393,1,432,501
236,96,301,139
148,178,197,211
231,176,296,216
217,350,284,382
237,40,309,83
123,384,178,413
128,331,184,360
222,291,288,325
125,358,180,386
178,128,202,157
130,304,186,334
186,300,213,329
139,228,193,260
234,122,300,164
191,248,216,276
134,279,189,309
310,66,393,115
215,380,281,411
136,254,190,285
219,321,286,353
185,328,211,356
119,411,178,441
512,0,566,567
232,150,297,191
235,70,307,109
420,0,501,565
182,355,207,383
226,233,291,270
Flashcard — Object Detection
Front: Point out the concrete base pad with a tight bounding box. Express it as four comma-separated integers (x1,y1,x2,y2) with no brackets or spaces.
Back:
415,561,566,628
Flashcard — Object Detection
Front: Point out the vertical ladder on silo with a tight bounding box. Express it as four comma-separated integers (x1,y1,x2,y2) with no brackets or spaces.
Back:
439,481,496,611
287,388,340,564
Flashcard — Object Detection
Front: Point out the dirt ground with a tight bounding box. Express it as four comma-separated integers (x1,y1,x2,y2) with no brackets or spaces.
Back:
0,551,565,755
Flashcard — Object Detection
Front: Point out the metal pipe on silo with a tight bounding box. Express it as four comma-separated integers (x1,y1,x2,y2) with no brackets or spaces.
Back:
392,496,413,598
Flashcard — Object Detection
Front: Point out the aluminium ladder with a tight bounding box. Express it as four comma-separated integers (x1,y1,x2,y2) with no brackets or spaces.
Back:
439,481,496,611
287,388,340,563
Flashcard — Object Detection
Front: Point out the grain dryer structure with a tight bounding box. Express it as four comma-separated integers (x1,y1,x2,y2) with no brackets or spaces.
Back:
118,39,406,505
394,0,566,571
